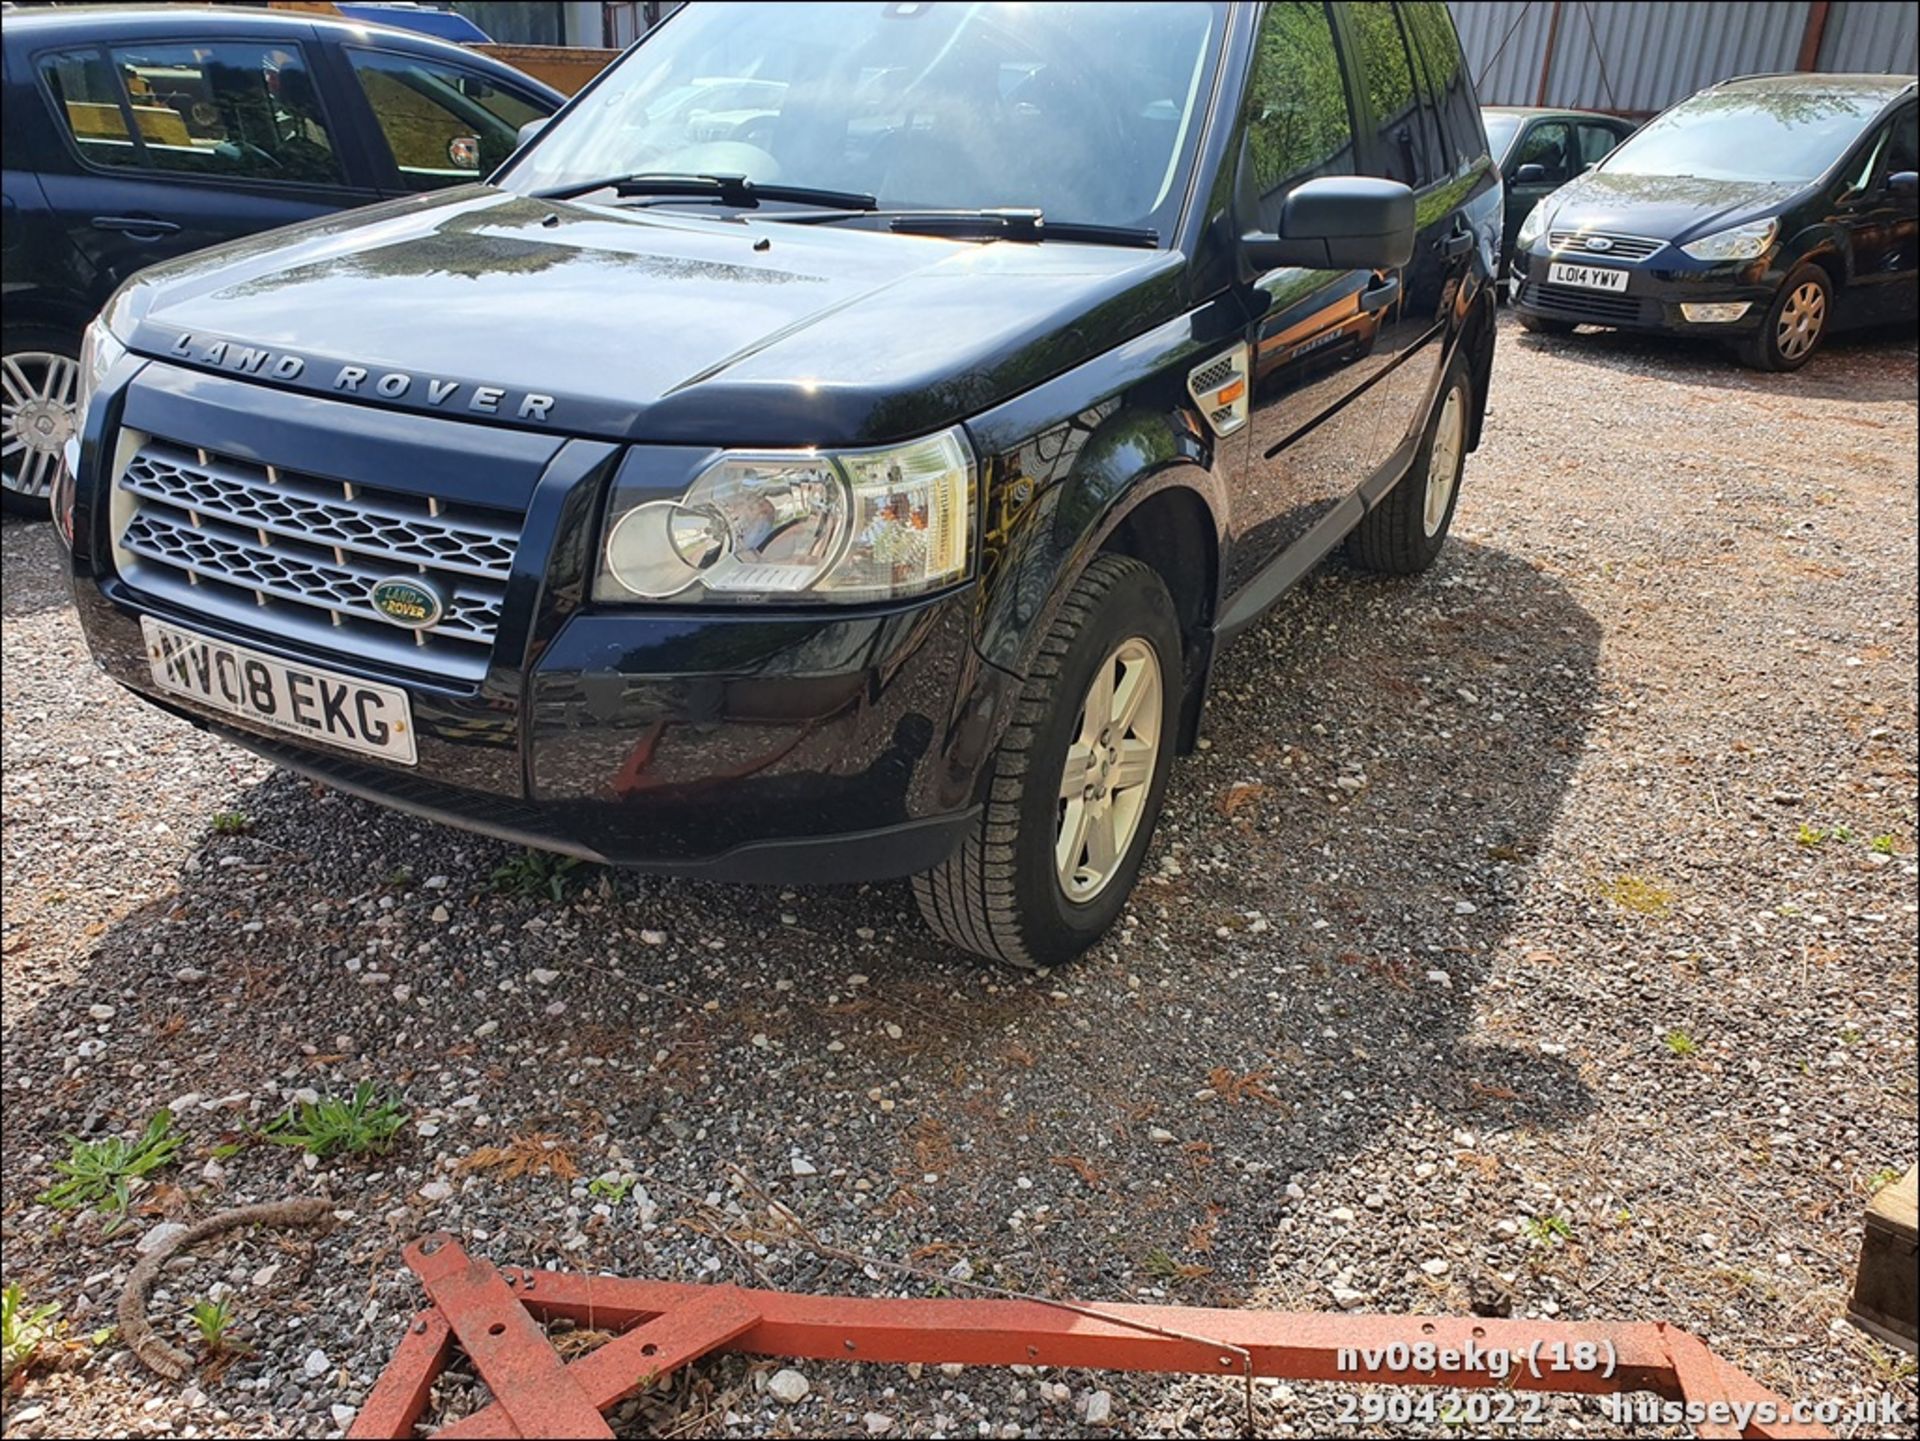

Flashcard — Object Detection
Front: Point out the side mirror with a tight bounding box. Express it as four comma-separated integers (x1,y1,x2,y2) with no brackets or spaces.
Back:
1241,176,1415,272
516,117,549,150
1514,162,1548,185
1890,170,1919,198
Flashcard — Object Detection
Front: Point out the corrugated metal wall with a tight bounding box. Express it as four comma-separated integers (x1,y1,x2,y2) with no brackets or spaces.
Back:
1451,1,1919,113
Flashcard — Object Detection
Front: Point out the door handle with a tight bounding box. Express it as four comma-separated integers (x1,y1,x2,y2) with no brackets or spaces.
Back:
91,215,181,237
1359,274,1400,313
1441,227,1474,258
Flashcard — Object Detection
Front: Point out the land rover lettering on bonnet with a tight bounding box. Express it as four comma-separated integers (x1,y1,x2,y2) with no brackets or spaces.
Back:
62,1,1501,967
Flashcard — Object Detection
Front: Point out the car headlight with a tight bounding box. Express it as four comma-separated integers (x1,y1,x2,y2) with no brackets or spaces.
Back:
75,318,128,441
1680,218,1777,261
595,426,974,603
1516,202,1549,248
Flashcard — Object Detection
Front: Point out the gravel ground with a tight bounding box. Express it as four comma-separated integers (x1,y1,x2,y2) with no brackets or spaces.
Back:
3,314,1916,1439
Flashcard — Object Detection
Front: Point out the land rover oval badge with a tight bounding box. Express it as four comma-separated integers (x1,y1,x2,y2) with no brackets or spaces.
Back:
368,575,447,629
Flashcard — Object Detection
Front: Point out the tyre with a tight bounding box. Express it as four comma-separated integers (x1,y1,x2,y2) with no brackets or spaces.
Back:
1516,310,1573,335
1346,353,1470,576
2,325,82,519
914,554,1179,968
1734,263,1831,372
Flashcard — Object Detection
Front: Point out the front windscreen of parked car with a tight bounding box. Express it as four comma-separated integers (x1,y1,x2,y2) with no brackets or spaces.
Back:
1481,109,1522,163
501,0,1225,240
1602,88,1884,184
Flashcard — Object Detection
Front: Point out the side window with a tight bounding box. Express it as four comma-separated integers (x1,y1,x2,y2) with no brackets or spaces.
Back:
346,50,548,191
1514,120,1575,184
1344,2,1436,187
1578,123,1622,168
37,48,142,168
1242,3,1357,232
1885,108,1918,179
1400,0,1487,166
100,42,344,184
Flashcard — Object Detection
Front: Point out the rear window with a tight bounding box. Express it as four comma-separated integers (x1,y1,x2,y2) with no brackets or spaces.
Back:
1606,88,1884,184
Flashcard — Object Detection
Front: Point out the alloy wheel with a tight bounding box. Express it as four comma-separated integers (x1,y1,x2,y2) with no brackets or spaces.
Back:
1056,637,1162,903
1775,281,1826,362
1423,382,1466,537
2,351,80,501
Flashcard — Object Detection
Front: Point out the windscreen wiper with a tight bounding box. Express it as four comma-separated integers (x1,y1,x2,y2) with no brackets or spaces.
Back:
531,171,878,212
768,205,1158,248
889,210,1159,248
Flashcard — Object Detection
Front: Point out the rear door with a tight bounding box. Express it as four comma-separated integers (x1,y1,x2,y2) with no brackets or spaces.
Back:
27,32,378,300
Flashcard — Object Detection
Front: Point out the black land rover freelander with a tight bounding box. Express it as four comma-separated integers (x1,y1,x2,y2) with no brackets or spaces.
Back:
62,1,1500,967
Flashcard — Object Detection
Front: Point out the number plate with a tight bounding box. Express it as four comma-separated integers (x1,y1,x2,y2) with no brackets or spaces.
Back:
1548,261,1629,293
141,617,417,765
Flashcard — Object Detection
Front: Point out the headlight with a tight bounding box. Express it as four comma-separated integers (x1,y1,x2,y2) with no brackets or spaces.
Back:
1516,202,1549,248
1680,218,1777,261
595,426,974,603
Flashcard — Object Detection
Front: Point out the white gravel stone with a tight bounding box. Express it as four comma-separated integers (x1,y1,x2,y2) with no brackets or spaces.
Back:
766,1369,810,1404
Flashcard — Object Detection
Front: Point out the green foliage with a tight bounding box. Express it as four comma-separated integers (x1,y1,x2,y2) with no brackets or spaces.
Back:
1525,1215,1572,1248
1663,1029,1699,1057
261,1084,406,1159
210,810,252,836
1870,834,1898,855
2,1282,62,1377
1140,1247,1180,1279
490,848,588,901
1796,823,1829,847
587,1176,633,1204
189,1297,235,1352
1868,1167,1901,1194
37,1111,183,1229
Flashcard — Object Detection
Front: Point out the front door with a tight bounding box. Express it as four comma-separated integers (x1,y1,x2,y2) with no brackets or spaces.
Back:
1225,1,1398,606
1838,104,1919,326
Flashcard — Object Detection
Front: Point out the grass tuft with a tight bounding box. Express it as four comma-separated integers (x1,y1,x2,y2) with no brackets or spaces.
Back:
261,1084,407,1159
36,1111,182,1231
2,1282,62,1379
489,848,590,901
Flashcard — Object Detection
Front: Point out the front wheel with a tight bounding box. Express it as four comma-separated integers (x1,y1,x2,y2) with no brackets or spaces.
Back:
2,325,81,518
1346,353,1471,576
1734,264,1831,372
914,554,1180,968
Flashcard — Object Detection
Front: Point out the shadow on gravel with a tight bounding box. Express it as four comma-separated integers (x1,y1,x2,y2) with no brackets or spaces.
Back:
2,535,1603,1420
1509,318,1918,401
0,514,73,620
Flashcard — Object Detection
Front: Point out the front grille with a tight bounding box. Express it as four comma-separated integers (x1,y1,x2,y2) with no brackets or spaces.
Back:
113,438,522,680
1519,280,1651,325
1548,230,1665,261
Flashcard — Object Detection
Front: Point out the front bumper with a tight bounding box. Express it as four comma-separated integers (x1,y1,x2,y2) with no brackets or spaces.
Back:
68,363,997,884
1510,246,1780,336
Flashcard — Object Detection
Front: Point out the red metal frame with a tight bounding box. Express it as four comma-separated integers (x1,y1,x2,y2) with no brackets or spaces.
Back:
351,1234,1831,1440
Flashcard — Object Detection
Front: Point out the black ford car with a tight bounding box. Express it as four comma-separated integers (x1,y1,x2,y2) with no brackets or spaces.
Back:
61,1,1500,966
1512,73,1918,369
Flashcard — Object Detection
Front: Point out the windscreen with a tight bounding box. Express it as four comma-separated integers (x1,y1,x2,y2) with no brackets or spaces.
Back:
503,1,1224,239
1602,88,1882,184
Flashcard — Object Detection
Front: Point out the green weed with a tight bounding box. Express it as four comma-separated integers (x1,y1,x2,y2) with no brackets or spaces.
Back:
489,848,589,900
1525,1215,1572,1248
2,1282,62,1378
189,1297,236,1352
36,1111,183,1231
209,811,252,836
260,1084,407,1159
1663,1029,1700,1058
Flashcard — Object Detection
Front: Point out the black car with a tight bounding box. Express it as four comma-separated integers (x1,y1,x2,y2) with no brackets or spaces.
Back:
59,1,1501,966
1512,73,1919,369
1,5,563,512
1481,105,1637,281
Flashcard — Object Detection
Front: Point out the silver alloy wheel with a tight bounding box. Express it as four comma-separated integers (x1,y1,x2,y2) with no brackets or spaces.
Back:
2,351,80,501
1422,381,1466,538
1776,280,1826,362
1056,637,1162,903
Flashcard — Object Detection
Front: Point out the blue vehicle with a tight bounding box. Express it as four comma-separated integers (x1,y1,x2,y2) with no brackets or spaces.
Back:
1,4,562,512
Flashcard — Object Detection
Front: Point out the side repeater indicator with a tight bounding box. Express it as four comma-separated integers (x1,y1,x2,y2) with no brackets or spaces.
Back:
1187,342,1251,437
